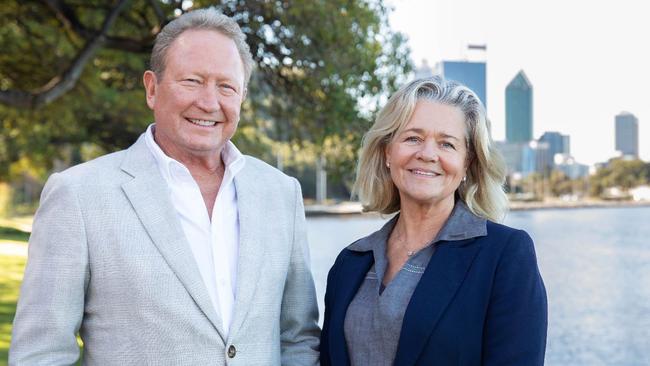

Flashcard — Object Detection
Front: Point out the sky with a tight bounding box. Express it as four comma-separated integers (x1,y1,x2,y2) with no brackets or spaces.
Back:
387,0,650,165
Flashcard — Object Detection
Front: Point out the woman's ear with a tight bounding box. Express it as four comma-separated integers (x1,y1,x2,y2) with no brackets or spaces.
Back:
384,144,392,168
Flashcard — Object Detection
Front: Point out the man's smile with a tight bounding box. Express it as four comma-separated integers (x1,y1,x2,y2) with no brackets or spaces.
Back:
186,118,219,127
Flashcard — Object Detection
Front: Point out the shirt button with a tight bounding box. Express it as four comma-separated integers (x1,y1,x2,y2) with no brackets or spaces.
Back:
227,345,236,358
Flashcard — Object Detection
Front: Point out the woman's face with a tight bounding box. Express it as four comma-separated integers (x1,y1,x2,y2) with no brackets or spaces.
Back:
385,100,468,209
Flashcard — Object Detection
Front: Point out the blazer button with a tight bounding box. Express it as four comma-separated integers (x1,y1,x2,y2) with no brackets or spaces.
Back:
227,345,237,358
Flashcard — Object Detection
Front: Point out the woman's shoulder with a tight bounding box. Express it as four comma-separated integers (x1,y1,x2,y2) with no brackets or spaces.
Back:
485,220,531,240
483,221,537,260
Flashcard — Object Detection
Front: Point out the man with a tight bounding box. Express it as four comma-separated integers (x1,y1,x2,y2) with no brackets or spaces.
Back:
10,8,320,365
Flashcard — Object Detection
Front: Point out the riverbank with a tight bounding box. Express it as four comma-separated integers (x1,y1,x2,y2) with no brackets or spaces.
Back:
304,198,650,216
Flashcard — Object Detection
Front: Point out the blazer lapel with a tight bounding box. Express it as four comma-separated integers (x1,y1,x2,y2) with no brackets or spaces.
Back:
394,240,482,366
228,167,265,338
120,136,226,342
328,250,374,366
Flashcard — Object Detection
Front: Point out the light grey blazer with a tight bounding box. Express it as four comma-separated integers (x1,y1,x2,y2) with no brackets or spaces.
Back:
10,135,320,365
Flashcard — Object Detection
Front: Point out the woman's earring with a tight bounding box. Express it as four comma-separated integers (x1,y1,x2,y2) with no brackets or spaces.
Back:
462,176,467,183
386,161,391,168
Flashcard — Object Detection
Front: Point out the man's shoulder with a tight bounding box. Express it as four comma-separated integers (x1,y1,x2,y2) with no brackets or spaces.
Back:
52,149,128,185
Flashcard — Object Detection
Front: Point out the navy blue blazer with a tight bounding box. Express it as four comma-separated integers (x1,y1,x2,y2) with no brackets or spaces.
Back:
320,220,547,366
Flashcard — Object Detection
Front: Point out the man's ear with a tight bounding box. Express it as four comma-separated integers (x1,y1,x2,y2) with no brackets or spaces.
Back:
143,71,158,110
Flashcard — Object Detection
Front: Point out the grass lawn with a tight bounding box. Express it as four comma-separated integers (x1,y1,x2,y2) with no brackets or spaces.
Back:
0,245,27,366
1,221,29,365
1,223,84,365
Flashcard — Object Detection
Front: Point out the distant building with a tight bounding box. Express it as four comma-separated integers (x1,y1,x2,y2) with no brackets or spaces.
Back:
414,59,434,79
539,131,570,158
495,140,551,178
522,141,551,177
554,154,590,179
495,141,525,175
435,60,487,110
505,70,533,143
630,186,650,201
615,112,639,158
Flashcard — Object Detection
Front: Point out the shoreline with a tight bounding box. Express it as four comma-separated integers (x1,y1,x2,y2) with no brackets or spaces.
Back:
305,199,650,216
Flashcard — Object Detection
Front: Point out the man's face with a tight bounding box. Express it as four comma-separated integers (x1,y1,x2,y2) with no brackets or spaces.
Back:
143,29,246,161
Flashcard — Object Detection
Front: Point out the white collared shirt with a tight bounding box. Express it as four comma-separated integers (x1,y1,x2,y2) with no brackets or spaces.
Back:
144,124,245,337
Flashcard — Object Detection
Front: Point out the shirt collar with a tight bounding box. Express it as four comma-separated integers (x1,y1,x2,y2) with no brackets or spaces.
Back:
144,123,246,184
347,200,487,252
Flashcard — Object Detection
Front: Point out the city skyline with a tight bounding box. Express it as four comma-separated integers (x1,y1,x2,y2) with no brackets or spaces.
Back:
388,0,649,165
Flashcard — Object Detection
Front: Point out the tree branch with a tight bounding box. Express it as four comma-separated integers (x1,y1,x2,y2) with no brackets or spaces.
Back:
148,0,166,26
0,0,132,108
41,0,154,53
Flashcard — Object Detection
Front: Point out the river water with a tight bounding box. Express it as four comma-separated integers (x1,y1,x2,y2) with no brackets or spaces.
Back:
306,206,650,365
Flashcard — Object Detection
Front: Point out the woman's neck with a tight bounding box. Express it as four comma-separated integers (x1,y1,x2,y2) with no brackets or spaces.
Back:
394,196,455,248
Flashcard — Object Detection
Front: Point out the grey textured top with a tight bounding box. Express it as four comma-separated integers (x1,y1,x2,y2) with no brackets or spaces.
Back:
343,201,486,366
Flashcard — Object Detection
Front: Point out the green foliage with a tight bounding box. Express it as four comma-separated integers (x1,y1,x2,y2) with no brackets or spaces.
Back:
0,226,30,242
589,159,650,196
0,0,412,189
0,253,27,365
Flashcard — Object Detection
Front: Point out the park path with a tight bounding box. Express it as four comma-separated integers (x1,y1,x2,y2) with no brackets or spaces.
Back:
0,241,27,257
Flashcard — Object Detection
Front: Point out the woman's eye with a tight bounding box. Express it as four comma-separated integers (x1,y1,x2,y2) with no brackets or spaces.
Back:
404,136,420,143
441,142,456,150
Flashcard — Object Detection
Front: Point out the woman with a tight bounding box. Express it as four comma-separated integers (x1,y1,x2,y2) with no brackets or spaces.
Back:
320,76,547,365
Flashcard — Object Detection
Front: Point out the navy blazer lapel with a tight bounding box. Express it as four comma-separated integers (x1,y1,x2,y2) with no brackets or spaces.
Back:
120,135,226,341
328,250,374,366
394,240,482,366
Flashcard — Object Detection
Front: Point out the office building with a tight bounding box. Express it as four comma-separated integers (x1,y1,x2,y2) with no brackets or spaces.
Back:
554,154,590,179
615,112,639,158
495,140,551,177
506,70,533,143
539,131,570,159
522,141,551,177
435,60,487,110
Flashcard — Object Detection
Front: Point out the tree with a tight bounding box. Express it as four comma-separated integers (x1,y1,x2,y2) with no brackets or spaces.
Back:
0,0,412,185
588,159,649,197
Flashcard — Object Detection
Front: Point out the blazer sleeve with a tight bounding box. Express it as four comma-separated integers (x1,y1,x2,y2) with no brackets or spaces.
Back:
319,248,342,366
482,229,548,365
279,178,321,366
9,173,89,365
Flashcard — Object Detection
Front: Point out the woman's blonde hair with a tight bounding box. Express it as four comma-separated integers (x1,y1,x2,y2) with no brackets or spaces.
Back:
352,76,508,222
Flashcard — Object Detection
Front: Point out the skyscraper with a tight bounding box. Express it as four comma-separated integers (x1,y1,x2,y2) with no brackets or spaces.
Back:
506,70,533,143
539,131,570,158
435,61,487,110
615,112,639,157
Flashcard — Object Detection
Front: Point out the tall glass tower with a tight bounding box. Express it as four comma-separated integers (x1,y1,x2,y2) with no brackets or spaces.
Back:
615,112,639,157
436,61,487,110
539,131,570,157
506,70,533,143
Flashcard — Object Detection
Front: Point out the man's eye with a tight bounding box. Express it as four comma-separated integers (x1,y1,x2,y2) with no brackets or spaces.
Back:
221,84,236,91
184,78,200,84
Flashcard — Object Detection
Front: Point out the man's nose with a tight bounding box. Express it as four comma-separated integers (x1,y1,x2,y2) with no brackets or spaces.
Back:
195,85,221,112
